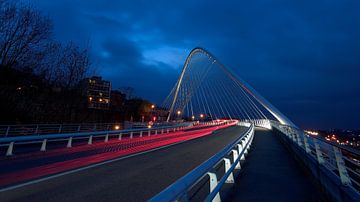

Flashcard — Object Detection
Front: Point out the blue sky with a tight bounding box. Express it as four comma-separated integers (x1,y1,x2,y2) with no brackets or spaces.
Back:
27,0,360,129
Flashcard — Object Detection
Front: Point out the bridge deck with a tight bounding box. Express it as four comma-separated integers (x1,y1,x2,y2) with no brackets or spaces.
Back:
0,126,246,202
227,128,324,201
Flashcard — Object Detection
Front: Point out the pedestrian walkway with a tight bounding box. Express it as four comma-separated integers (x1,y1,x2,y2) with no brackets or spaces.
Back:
227,128,325,202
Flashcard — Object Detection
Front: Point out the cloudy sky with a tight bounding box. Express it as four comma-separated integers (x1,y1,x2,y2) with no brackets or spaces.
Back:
27,0,360,129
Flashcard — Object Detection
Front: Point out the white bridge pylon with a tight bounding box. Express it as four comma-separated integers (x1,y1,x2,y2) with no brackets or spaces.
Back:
163,47,296,127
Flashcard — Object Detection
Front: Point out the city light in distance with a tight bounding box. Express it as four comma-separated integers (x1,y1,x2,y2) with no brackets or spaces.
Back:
114,125,120,130
177,110,181,115
304,130,318,136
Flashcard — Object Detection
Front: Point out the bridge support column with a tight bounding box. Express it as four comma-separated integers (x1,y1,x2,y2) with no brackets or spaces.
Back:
40,139,47,151
6,142,14,156
88,135,93,144
207,172,221,202
333,146,352,186
67,137,72,148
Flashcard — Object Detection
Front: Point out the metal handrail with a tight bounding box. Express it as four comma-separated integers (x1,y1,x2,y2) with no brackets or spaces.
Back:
0,123,194,156
149,123,254,202
271,121,360,194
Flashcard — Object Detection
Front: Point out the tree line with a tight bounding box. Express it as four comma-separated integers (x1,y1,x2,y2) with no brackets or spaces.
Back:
0,1,150,124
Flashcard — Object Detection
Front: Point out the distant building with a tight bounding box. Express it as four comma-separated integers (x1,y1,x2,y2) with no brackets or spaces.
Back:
85,76,111,110
110,90,126,111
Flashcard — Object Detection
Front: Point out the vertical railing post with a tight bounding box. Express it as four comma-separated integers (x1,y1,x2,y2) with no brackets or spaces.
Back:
303,135,311,154
77,125,81,132
105,133,109,142
118,133,122,140
237,143,245,161
58,125,63,134
314,139,324,164
35,125,39,135
232,149,241,169
6,142,14,156
155,130,158,135
67,137,73,148
208,172,221,202
296,132,303,147
88,135,93,144
40,139,47,151
5,126,10,137
333,147,352,186
140,131,143,137
224,158,235,183
130,132,133,139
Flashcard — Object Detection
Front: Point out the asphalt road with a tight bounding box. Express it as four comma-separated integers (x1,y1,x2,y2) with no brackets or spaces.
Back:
0,125,247,202
226,128,326,202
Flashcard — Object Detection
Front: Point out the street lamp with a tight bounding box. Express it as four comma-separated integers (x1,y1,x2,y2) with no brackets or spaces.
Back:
191,115,195,120
151,104,155,109
200,114,204,119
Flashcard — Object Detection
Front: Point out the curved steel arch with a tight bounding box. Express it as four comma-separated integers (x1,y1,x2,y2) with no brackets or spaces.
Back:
166,47,296,127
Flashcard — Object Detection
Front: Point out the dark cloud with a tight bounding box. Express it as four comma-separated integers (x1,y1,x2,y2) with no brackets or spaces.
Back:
28,0,360,129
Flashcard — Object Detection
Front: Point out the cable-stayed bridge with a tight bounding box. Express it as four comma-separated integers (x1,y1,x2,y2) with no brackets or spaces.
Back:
0,48,359,202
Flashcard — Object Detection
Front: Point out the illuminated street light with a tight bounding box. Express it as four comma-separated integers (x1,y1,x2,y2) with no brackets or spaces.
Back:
114,125,120,130
191,115,195,120
151,104,155,109
177,110,181,115
200,114,204,118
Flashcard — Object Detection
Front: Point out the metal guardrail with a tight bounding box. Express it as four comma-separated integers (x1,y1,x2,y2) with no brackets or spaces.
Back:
0,123,195,156
0,122,181,137
271,121,360,194
149,122,254,202
0,121,232,156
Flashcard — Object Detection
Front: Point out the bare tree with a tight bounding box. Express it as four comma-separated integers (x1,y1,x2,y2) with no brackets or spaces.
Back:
0,1,52,69
51,42,91,89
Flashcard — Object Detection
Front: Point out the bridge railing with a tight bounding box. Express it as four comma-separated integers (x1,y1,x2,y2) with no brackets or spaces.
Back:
0,123,193,156
149,123,254,202
271,121,360,196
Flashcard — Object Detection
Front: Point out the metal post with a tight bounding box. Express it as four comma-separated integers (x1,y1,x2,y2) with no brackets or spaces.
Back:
237,143,245,161
77,125,81,132
58,125,63,133
6,142,14,156
224,158,234,183
148,130,151,136
303,135,311,153
40,139,47,151
105,133,109,142
155,130,158,135
333,146,351,186
67,137,73,148
207,172,221,202
296,132,303,147
161,129,164,134
314,139,324,164
130,132,133,139
35,125,39,135
5,126,10,137
118,133,122,140
88,135,93,144
232,149,241,169
140,131,143,137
